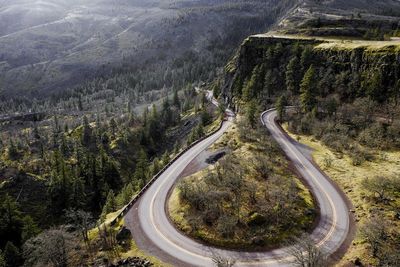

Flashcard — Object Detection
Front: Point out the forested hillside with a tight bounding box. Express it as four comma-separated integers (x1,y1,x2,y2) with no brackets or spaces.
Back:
0,84,220,265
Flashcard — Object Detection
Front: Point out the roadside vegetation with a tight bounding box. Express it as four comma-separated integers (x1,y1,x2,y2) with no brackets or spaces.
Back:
284,125,400,266
168,117,316,249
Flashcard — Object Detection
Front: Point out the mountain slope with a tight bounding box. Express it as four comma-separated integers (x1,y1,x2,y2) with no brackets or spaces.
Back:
0,0,297,97
276,0,400,37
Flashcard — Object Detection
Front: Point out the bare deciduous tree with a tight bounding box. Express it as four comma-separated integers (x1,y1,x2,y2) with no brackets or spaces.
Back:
23,227,76,267
211,253,236,267
359,216,388,258
65,209,93,248
361,176,399,203
286,234,328,267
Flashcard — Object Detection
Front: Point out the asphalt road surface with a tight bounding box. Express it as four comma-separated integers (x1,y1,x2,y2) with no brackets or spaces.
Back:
124,108,350,266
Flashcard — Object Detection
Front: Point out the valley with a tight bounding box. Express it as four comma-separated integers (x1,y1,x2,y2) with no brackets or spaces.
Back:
1,0,400,266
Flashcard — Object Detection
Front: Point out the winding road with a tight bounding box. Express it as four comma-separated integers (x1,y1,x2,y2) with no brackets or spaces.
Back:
124,106,351,266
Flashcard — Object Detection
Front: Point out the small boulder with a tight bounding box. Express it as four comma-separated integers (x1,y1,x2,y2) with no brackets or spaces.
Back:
251,236,265,246
205,151,226,164
354,257,363,266
203,210,220,225
113,257,153,266
305,208,315,216
116,226,132,243
247,212,267,226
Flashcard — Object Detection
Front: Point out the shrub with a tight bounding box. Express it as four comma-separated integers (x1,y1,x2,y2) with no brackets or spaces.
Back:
217,215,237,238
358,123,386,148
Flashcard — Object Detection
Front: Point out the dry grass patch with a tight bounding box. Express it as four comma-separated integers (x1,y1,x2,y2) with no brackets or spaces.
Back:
283,125,400,266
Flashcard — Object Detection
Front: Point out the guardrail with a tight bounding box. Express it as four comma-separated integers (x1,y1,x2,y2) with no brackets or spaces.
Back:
110,119,226,226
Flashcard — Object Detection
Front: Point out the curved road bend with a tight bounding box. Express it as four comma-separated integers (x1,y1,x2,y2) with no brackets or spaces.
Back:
124,108,350,266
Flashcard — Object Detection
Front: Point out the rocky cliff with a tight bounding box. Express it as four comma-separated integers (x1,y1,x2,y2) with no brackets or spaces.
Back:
221,34,400,109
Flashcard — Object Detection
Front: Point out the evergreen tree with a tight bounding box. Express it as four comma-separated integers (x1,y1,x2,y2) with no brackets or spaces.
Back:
78,94,83,111
263,69,274,99
81,116,92,146
200,92,207,109
162,98,173,127
121,183,134,205
101,190,117,218
195,124,205,139
101,155,122,190
60,134,67,156
64,123,69,133
49,151,72,213
0,250,5,267
4,242,22,267
300,46,313,71
246,101,257,128
286,57,301,94
243,65,263,101
88,155,102,211
53,115,60,134
33,124,41,140
70,176,86,209
161,152,170,166
363,69,384,102
133,150,148,184
264,47,275,69
300,65,317,113
150,157,161,175
0,195,24,248
21,216,40,243
147,105,164,147
200,109,212,126
188,124,205,143
7,139,18,160
109,118,117,137
173,89,181,109
212,81,221,98
276,95,287,121
290,42,301,58
318,67,335,97
142,107,149,127
325,96,338,117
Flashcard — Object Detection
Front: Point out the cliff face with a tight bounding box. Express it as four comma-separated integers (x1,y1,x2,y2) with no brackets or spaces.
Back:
222,35,400,109
221,36,319,107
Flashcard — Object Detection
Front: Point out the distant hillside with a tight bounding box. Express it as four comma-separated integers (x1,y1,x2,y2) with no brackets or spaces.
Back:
276,0,400,38
0,0,296,98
